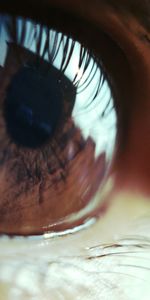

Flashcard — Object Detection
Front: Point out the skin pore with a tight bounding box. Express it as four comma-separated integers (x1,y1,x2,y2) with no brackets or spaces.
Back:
1,0,150,299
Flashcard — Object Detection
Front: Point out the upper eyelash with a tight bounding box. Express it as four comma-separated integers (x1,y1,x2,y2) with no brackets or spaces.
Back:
2,14,112,113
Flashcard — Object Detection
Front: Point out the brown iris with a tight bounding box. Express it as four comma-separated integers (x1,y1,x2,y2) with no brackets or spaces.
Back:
0,17,112,236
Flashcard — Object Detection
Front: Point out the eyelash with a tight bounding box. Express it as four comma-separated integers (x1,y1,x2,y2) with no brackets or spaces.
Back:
3,14,109,111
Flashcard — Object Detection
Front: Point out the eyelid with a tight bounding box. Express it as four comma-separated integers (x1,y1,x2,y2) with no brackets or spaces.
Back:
0,0,136,49
0,0,138,81
0,6,134,100
0,0,147,57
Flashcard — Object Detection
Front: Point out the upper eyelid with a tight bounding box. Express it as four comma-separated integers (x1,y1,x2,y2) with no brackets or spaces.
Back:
0,1,142,101
0,0,143,58
1,0,149,37
0,7,134,91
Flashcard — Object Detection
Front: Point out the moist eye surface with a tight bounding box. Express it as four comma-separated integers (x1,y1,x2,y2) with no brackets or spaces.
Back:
0,14,117,236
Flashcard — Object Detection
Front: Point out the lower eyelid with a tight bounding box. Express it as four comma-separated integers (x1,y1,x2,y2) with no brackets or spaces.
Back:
0,201,150,299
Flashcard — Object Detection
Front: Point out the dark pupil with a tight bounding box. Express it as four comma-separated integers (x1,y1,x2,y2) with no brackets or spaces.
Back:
4,65,63,148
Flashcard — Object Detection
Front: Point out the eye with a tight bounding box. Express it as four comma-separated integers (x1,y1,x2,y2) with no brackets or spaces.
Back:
0,11,122,237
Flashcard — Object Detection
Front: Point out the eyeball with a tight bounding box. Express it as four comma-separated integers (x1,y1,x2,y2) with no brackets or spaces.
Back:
0,15,117,236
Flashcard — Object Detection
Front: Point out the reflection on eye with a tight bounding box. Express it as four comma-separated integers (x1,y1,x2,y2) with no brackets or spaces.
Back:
0,15,116,236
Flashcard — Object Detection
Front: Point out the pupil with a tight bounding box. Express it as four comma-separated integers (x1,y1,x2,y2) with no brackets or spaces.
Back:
4,65,63,148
